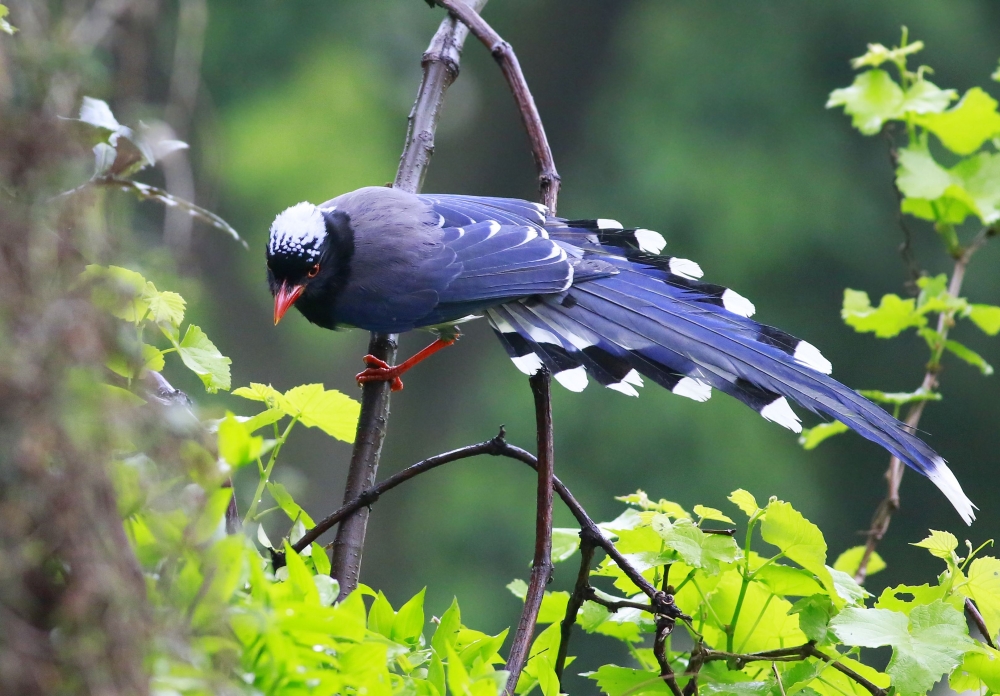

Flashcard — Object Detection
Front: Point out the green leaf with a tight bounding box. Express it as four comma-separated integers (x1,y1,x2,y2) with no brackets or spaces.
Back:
798,421,849,450
82,264,152,322
826,69,904,135
311,543,331,576
392,588,426,644
233,382,287,408
78,97,123,132
789,594,837,643
177,325,231,392
432,598,461,655
368,592,395,638
945,339,994,375
0,5,16,35
857,388,941,406
969,305,1000,335
146,290,186,327
266,482,315,527
282,384,361,442
841,289,925,338
537,591,570,624
850,40,924,70
911,529,959,561
552,528,580,562
899,147,1000,225
754,564,824,597
651,516,740,573
218,412,264,469
833,546,885,577
951,646,1000,693
693,505,734,524
900,79,958,115
831,601,974,696
239,408,285,433
586,665,672,696
915,87,1000,155
142,343,165,372
875,583,949,615
191,487,232,545
728,489,759,518
958,556,1000,642
760,502,836,601
616,490,689,518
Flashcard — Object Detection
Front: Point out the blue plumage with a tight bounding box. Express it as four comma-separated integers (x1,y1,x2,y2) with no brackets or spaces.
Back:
266,186,975,523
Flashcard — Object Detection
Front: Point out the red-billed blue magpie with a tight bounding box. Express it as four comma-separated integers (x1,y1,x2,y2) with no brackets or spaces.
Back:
266,186,975,524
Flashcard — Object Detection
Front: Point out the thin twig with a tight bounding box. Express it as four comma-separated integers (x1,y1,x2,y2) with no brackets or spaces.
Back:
855,227,994,584
505,369,556,695
966,597,998,649
293,428,513,552
653,568,683,696
556,533,596,681
431,0,560,211
329,0,486,599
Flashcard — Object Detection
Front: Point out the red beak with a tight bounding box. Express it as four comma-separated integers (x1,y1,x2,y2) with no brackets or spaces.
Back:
273,282,304,325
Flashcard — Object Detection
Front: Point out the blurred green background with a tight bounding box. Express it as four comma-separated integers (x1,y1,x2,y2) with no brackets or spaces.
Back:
129,0,1000,686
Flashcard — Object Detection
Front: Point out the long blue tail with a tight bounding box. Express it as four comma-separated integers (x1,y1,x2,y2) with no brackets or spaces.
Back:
485,221,975,524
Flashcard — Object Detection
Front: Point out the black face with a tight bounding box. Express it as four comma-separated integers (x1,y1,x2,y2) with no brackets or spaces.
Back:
267,208,355,329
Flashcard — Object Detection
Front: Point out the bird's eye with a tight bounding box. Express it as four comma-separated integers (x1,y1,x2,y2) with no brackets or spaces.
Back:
307,263,320,278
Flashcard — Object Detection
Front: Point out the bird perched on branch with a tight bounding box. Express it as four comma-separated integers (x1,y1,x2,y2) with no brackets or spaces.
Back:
267,186,975,524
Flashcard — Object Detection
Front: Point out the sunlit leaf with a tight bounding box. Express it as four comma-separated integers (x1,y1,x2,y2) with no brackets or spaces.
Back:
841,289,925,337
177,324,232,392
0,4,16,35
969,304,1000,335
267,482,315,527
761,502,830,582
833,546,885,577
958,556,1000,642
911,529,959,561
951,646,1000,693
826,69,904,135
146,290,186,327
915,87,1000,155
798,421,849,450
693,505,734,524
728,489,759,518
651,515,740,573
944,339,994,375
282,384,361,442
831,601,974,696
586,665,672,696
142,343,165,372
391,588,426,644
552,527,581,562
218,412,264,469
850,40,924,70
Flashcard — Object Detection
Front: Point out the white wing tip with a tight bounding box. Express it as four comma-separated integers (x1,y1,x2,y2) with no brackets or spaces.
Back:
672,377,712,402
511,353,543,375
554,366,589,392
927,458,977,525
793,340,833,375
669,257,703,280
760,396,801,432
722,289,756,317
634,228,667,254
596,219,622,230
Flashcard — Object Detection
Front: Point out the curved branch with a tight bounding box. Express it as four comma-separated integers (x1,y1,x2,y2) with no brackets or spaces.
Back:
431,0,561,212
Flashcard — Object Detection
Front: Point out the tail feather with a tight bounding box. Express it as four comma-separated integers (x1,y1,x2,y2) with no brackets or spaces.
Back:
489,271,975,524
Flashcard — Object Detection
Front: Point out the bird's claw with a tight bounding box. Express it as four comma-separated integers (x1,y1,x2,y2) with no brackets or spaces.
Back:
356,355,404,391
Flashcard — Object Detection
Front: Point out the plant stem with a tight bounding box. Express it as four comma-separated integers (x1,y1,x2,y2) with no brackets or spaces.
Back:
243,417,298,525
328,0,486,598
505,368,556,696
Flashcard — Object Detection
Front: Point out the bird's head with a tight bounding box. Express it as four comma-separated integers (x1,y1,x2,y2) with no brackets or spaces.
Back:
266,201,353,325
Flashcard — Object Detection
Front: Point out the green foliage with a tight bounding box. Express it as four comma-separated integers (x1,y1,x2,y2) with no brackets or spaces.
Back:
0,4,15,34
82,264,232,392
806,30,999,453
503,490,1000,696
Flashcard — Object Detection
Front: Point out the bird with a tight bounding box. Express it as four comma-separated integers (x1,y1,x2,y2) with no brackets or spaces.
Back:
266,185,975,524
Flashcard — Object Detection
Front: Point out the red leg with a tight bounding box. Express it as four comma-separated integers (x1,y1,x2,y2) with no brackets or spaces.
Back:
355,338,456,392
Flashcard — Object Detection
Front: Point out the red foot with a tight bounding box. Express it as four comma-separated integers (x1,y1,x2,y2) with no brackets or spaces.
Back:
355,355,405,392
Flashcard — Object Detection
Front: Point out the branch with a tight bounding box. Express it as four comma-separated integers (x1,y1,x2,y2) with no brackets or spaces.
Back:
556,532,596,681
855,225,994,584
329,0,486,598
966,597,998,650
653,568,683,696
431,0,560,211
692,643,887,696
505,369,556,696
293,427,514,552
